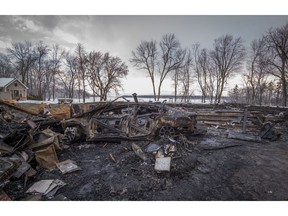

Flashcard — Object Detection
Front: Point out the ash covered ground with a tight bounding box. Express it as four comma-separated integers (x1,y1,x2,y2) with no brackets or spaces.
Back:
4,128,288,201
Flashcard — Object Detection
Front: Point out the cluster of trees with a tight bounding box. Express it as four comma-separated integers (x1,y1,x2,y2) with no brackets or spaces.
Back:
131,23,288,106
0,42,128,102
130,33,245,104
229,23,288,106
1,22,288,106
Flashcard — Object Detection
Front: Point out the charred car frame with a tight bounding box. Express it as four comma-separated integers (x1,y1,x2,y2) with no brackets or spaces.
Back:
62,97,199,143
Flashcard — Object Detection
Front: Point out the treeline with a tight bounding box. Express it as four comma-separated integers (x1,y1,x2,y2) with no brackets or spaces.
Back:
1,22,288,105
0,42,128,102
130,23,288,106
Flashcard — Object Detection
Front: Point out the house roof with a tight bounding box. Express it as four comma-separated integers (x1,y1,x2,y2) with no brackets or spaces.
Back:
0,77,28,89
0,78,14,87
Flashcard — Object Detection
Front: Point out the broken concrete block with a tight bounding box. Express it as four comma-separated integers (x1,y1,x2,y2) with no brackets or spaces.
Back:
154,157,171,172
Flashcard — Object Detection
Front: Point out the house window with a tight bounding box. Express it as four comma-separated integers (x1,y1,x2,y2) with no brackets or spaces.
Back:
14,83,18,87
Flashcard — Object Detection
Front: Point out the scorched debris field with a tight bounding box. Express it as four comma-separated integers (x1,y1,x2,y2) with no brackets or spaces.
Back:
1,98,288,201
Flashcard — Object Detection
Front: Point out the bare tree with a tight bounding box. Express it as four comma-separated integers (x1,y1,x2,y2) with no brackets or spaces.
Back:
88,52,128,101
75,43,88,103
59,52,78,98
0,53,13,77
192,44,211,103
33,41,49,99
264,23,288,106
245,39,262,104
172,68,181,103
191,44,216,103
86,51,103,101
206,66,217,103
178,49,193,103
131,33,186,101
49,44,65,101
157,34,186,101
267,81,275,105
130,40,157,100
44,59,53,100
7,40,37,85
243,38,271,105
210,34,246,103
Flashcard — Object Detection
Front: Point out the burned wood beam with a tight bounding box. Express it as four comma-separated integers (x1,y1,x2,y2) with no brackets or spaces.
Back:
0,99,38,116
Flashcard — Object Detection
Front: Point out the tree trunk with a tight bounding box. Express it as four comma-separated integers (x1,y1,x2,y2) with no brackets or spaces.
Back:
251,87,255,105
157,81,163,101
281,60,287,106
78,83,81,102
150,77,157,101
217,80,225,104
82,79,86,103
282,76,287,106
52,75,55,101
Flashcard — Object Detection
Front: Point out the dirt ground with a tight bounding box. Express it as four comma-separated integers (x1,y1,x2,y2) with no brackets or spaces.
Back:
3,127,288,201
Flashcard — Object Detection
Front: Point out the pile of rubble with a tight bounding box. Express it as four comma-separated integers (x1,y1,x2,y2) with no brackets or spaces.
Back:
0,100,80,200
1,96,288,201
0,97,201,200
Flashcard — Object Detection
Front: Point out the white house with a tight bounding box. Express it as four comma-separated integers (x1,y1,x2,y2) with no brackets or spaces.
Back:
0,78,28,100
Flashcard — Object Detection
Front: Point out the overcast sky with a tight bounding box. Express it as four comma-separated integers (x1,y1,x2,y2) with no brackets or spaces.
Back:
1,2,288,212
1,15,288,95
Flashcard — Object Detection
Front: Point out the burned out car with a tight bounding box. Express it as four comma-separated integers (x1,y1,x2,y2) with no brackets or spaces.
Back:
62,97,200,143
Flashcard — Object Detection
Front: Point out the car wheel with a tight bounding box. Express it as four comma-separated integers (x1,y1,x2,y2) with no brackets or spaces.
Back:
63,126,82,143
159,126,177,138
